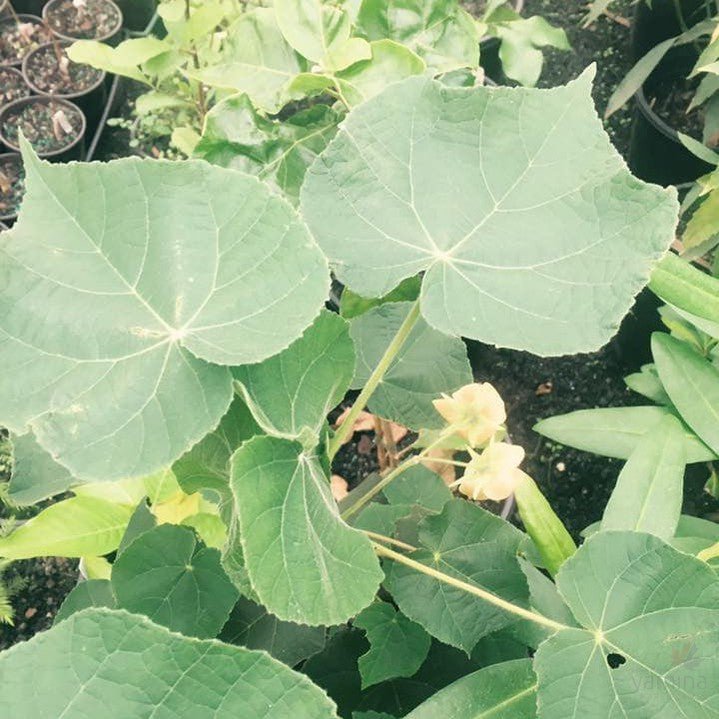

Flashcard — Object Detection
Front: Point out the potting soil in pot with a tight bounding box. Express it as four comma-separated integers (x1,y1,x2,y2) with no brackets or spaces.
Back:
2,99,83,153
45,0,120,40
0,153,24,219
25,43,103,95
0,17,53,66
0,68,30,105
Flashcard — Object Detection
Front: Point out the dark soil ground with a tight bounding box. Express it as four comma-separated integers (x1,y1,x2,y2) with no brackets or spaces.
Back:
4,0,716,649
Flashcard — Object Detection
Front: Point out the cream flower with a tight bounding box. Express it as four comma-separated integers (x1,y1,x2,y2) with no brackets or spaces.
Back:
453,442,526,501
432,383,506,447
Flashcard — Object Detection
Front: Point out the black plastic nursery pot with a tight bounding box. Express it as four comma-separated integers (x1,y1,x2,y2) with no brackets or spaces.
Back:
0,13,54,67
43,0,123,46
631,0,715,62
0,151,23,222
115,0,156,34
11,1,49,15
23,41,107,130
0,95,86,161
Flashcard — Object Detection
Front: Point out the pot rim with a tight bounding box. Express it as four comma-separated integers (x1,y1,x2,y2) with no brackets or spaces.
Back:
22,40,106,99
0,95,87,156
0,14,48,68
42,0,123,44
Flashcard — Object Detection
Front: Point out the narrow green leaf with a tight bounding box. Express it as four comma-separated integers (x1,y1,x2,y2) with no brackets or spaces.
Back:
340,275,421,319
230,436,382,624
404,659,537,718
54,580,116,625
601,414,686,538
0,496,132,560
0,608,340,718
605,38,676,118
355,602,431,688
220,595,326,666
383,499,528,652
534,405,715,462
653,333,719,455
350,302,472,430
624,363,671,404
535,532,719,718
0,142,328,482
649,252,719,325
515,475,576,576
112,524,238,638
302,71,678,355
234,309,355,441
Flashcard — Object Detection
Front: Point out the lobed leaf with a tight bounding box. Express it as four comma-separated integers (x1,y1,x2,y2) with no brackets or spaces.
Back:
301,70,678,356
0,608,340,718
0,142,327,482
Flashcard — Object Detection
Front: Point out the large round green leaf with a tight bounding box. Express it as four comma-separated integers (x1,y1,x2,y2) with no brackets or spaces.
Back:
301,70,678,356
230,435,383,625
0,608,339,718
535,531,719,718
0,142,328,481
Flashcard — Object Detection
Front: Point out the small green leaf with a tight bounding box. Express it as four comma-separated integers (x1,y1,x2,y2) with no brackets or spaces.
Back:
600,414,686,538
54,580,116,625
302,72,678,356
535,532,719,718
383,499,528,652
220,595,326,666
404,659,537,718
340,276,421,319
382,464,451,512
192,9,304,113
112,524,238,638
534,405,715,462
230,436,382,624
353,502,413,535
0,609,340,718
336,40,426,107
0,496,132,560
350,302,472,430
653,333,719,455
624,363,671,404
116,499,156,555
234,310,355,441
355,602,431,688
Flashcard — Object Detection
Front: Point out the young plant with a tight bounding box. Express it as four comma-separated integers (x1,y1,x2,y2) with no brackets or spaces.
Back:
0,70,701,719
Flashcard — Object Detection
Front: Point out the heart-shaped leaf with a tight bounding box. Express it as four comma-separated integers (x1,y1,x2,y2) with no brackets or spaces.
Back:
535,532,719,718
383,498,528,652
301,70,678,356
234,309,355,441
350,302,472,429
112,523,238,638
0,608,339,718
230,435,383,624
0,142,327,481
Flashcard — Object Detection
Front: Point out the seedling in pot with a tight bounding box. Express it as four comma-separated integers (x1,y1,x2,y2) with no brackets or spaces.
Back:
0,96,85,156
23,40,103,96
0,66,30,105
43,0,122,42
0,152,23,220
0,10,53,67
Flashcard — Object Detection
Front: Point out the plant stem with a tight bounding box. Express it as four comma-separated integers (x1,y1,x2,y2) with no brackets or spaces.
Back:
372,542,568,632
361,530,416,552
329,299,421,459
